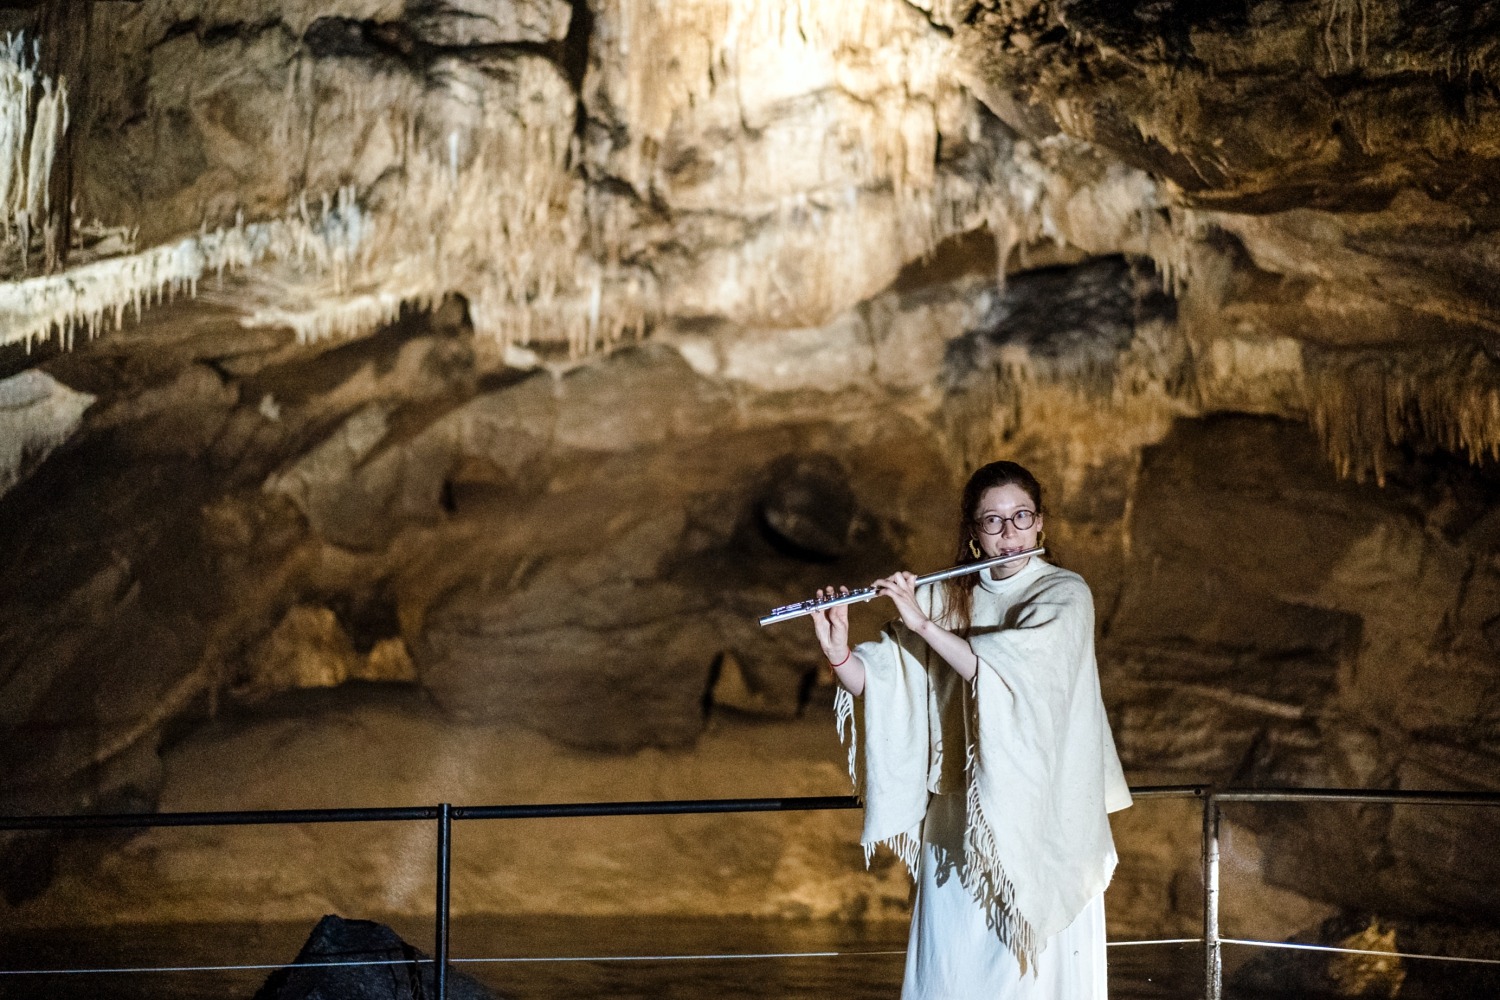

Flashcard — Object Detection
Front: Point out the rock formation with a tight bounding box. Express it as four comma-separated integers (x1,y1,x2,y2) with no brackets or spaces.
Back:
1,0,1498,957
254,914,496,1000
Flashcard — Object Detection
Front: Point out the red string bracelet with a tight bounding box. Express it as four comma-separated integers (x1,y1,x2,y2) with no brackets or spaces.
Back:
828,648,852,670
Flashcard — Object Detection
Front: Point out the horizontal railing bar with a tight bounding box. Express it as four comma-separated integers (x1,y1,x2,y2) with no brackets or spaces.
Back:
1124,785,1207,798
1222,938,1500,966
1212,788,1500,806
0,939,1211,976
455,795,861,821
453,949,907,964
3,784,1494,833
456,787,1208,822
0,806,439,831
0,958,427,976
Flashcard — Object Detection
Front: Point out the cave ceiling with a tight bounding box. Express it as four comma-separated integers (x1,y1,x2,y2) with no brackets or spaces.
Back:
0,0,1495,474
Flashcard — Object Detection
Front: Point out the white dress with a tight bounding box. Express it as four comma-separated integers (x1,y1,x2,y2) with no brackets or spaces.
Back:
901,792,1111,1000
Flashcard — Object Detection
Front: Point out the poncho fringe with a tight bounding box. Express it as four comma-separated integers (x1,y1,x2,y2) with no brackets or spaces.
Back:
836,685,924,878
837,681,1041,969
962,738,1040,973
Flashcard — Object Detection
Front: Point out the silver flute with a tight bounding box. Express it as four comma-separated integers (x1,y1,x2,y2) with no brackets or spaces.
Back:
757,547,1046,627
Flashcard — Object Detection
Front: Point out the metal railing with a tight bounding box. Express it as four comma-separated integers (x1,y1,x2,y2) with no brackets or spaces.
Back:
3,784,1499,999
1200,787,1500,1000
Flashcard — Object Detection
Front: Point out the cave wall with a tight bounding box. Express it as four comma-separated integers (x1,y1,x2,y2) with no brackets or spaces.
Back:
2,0,1500,945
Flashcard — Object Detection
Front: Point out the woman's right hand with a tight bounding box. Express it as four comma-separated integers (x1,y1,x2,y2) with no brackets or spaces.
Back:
810,586,851,662
812,587,865,695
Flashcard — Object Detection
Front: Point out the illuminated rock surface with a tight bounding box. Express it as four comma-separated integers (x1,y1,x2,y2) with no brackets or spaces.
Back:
1,0,1499,956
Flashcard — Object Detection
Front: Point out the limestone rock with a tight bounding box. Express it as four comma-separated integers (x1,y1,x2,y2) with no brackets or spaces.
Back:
943,255,1176,392
717,314,877,395
0,370,94,499
580,0,985,328
405,0,572,46
955,0,1500,214
551,345,735,451
357,636,418,683
1230,911,1500,999
0,696,915,928
239,606,361,697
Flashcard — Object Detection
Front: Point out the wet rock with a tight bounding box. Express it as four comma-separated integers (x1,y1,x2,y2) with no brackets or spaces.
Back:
1229,911,1500,1000
253,914,497,1000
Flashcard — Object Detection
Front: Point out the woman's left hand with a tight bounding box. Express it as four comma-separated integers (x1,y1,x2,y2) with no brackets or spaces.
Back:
873,571,929,633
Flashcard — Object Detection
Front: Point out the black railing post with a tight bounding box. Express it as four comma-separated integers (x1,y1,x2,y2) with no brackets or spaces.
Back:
435,802,452,1000
1202,792,1221,1000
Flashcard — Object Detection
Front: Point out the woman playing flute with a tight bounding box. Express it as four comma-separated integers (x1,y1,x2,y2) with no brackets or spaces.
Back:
811,460,1132,999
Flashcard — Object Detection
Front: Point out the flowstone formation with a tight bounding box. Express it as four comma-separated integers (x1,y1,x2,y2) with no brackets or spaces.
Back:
1,0,1499,958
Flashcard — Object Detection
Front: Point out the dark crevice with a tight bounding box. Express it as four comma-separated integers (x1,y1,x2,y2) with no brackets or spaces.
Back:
897,0,955,37
563,0,595,144
155,18,201,46
304,14,579,85
699,653,723,719
201,18,284,47
326,590,401,655
147,18,296,51
561,0,593,94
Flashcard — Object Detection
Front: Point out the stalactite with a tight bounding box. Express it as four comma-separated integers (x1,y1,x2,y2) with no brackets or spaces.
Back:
0,6,1209,363
1147,206,1213,299
1306,346,1500,484
0,188,369,351
24,75,66,223
0,32,67,276
591,0,1034,327
1321,0,1371,73
0,34,33,239
1193,335,1307,416
946,299,1194,484
246,291,410,346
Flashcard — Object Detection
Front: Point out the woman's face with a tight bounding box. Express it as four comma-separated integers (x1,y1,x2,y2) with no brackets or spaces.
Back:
972,483,1043,578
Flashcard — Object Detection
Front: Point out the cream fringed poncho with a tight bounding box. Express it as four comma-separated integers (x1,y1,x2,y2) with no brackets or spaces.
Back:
834,557,1132,970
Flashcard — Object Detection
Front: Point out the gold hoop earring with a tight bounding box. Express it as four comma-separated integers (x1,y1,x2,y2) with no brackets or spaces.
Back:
1037,530,1047,549
968,538,982,559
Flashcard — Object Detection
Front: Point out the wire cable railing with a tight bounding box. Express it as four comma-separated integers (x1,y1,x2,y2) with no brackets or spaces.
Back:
3,784,1499,999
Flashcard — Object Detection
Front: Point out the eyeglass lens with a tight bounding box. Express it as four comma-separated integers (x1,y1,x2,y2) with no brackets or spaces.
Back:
976,511,1036,535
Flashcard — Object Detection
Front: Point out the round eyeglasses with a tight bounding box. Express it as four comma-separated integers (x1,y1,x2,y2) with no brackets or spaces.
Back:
974,510,1037,535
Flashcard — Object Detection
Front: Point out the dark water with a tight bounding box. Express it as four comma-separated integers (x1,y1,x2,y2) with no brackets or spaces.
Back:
0,917,1201,999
